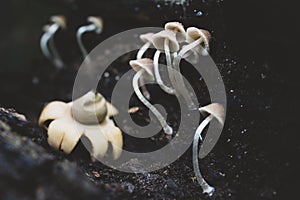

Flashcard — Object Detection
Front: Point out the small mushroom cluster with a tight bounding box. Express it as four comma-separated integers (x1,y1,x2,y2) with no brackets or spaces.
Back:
38,91,123,160
41,15,103,68
130,22,211,135
130,23,225,195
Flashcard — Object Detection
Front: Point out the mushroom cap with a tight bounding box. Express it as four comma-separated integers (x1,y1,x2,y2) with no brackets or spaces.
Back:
199,103,225,126
50,15,67,29
186,27,211,54
140,33,154,43
72,91,108,125
165,22,186,42
129,58,154,80
152,30,180,52
87,16,103,30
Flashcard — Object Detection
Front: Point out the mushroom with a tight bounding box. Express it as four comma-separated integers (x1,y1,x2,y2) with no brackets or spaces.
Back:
164,21,186,43
151,30,178,95
38,91,122,160
192,103,225,196
172,27,211,109
137,33,154,60
129,58,173,135
76,16,103,62
40,15,66,69
136,33,154,100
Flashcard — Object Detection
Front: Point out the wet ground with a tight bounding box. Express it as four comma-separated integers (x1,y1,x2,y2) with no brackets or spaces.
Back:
0,0,299,199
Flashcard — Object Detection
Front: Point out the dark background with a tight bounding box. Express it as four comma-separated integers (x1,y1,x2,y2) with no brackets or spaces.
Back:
0,0,299,199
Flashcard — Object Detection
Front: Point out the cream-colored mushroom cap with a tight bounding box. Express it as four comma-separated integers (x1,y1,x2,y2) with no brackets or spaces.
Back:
140,33,154,43
152,30,180,52
87,16,103,30
199,103,225,126
165,22,186,42
186,27,211,51
129,58,154,80
50,15,67,29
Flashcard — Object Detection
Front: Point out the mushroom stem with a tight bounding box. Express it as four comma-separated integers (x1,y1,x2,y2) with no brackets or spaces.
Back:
133,69,173,135
192,114,215,196
76,24,100,63
139,78,151,99
153,50,176,95
40,23,64,69
164,39,178,94
172,40,204,110
136,42,152,99
137,42,151,59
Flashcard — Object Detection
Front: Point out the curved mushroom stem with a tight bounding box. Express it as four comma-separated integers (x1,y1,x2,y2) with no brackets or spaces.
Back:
133,69,173,135
76,24,101,63
172,40,203,110
40,23,64,69
136,42,152,99
193,114,215,196
154,50,176,95
137,42,151,60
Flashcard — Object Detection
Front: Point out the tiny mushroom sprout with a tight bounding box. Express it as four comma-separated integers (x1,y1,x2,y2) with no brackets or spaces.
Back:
136,33,155,100
172,27,212,110
76,16,103,62
40,15,66,69
193,103,225,196
38,91,123,160
129,58,173,135
151,30,178,95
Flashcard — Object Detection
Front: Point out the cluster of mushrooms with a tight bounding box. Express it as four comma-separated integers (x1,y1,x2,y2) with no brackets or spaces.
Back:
130,22,225,195
39,18,225,196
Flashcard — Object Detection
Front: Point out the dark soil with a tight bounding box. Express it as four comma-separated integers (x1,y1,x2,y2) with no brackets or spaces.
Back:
0,0,298,199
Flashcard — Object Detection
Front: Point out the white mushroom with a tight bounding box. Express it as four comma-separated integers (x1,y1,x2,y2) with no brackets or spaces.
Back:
192,103,225,196
164,21,186,43
76,16,103,62
38,91,122,160
137,33,154,60
40,15,66,69
136,33,154,100
172,28,211,109
151,30,178,95
129,58,173,135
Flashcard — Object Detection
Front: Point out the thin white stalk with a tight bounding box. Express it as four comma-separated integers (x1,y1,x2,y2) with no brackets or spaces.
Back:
164,39,178,93
154,50,176,95
139,78,150,99
133,69,173,135
76,24,97,63
137,42,151,59
193,114,215,196
172,40,203,110
40,23,64,69
136,42,152,99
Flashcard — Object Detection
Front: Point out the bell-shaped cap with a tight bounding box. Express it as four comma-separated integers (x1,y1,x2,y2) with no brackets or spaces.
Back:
152,30,179,52
165,22,186,42
87,16,103,30
199,103,225,126
140,33,154,43
186,27,211,52
129,58,154,80
50,15,67,29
